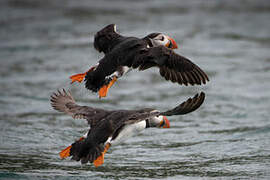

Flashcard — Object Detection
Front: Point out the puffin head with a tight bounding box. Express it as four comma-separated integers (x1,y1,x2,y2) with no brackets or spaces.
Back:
149,114,170,128
94,24,120,53
144,33,178,49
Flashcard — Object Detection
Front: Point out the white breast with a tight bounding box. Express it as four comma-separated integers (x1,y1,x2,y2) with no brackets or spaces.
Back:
110,121,146,145
110,66,132,78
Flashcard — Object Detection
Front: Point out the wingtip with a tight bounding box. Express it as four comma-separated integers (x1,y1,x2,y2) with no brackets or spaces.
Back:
50,88,76,113
161,92,206,116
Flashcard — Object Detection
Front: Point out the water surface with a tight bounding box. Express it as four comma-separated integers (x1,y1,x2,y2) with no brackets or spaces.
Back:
1,0,270,179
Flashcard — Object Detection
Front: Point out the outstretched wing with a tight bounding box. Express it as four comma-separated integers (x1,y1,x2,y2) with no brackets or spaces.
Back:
160,92,205,116
124,92,205,125
50,89,110,127
133,46,209,86
93,24,123,54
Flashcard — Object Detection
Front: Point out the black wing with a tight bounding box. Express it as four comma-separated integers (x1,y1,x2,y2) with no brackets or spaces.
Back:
123,92,205,125
94,24,130,54
50,89,110,128
160,92,205,116
65,92,205,164
133,46,209,86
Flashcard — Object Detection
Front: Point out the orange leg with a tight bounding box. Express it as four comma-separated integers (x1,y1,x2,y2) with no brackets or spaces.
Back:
70,72,87,84
69,66,97,84
59,137,85,159
93,143,111,167
98,76,117,98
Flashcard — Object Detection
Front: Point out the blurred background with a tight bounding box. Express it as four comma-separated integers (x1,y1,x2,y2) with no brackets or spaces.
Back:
0,0,270,179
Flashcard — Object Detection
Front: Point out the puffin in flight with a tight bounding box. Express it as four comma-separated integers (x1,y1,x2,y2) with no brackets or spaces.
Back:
51,89,205,167
70,24,178,97
70,24,209,98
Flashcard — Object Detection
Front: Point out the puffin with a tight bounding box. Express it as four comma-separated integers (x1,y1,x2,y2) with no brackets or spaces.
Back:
70,24,179,98
50,89,205,167
70,24,209,98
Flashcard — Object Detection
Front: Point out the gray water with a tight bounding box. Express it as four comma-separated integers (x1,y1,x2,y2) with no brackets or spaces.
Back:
1,0,270,179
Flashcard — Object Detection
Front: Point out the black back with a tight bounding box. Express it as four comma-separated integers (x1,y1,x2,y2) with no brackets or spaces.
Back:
85,36,149,92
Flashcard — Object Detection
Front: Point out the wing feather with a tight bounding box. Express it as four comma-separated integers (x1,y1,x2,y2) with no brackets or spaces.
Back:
50,89,109,127
135,46,209,86
120,92,205,126
160,92,205,116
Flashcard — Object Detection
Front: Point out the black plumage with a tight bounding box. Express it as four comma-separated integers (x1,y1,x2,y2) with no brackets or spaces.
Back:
85,24,209,92
85,37,146,92
50,89,205,165
134,46,209,86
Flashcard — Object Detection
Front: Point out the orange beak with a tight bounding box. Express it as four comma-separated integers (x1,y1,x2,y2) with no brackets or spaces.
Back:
165,36,178,49
161,116,170,128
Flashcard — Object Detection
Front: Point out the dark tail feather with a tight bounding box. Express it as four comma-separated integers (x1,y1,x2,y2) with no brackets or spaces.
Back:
161,92,205,116
84,71,105,93
70,140,104,164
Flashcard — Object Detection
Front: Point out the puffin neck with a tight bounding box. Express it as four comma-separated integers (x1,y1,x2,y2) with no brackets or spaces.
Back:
142,37,153,47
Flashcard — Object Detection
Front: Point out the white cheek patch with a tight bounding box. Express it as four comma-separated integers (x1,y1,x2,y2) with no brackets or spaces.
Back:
157,115,163,121
152,39,169,47
159,38,169,47
150,115,163,126
155,116,163,123
164,39,170,46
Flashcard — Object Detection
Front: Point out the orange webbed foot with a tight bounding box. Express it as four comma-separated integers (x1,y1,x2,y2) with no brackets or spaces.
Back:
70,72,87,84
98,77,117,98
70,65,97,84
93,143,111,167
59,137,85,159
59,145,71,159
93,152,105,167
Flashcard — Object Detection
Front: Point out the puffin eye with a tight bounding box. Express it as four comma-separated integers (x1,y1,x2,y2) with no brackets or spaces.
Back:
161,36,164,41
